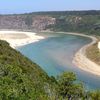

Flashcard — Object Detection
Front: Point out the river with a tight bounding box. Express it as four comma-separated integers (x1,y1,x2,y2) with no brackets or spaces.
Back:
17,32,100,90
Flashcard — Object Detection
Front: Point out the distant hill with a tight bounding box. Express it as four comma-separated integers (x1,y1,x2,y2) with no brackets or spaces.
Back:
0,10,100,35
0,14,56,31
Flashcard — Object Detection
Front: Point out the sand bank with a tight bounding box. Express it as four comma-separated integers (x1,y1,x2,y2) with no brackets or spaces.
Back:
60,32,100,76
0,31,45,48
71,33,100,76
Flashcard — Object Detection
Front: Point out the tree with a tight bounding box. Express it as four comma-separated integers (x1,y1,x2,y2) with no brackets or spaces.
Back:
57,72,85,100
90,90,100,100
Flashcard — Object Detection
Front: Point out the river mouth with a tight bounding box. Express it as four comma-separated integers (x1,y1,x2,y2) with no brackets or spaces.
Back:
17,32,100,90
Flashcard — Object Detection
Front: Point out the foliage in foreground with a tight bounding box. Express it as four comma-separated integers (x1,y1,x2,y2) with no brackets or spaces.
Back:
0,40,100,100
56,72,100,100
0,40,55,100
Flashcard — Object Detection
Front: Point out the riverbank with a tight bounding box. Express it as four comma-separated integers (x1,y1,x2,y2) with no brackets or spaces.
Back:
0,31,45,48
70,33,100,76
60,32,100,76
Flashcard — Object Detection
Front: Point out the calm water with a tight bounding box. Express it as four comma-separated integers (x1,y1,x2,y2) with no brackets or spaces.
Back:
17,33,100,90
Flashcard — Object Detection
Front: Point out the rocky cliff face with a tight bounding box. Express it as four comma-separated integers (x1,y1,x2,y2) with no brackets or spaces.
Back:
0,15,56,31
32,16,56,30
0,16,28,29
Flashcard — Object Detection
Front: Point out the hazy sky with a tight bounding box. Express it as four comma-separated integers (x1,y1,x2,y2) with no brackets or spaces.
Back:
0,0,100,14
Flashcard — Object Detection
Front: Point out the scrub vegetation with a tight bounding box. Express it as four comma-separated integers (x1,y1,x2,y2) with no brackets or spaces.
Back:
86,43,100,65
0,40,100,100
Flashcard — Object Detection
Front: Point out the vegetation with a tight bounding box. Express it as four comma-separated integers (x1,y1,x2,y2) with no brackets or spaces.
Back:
0,10,100,99
57,72,85,99
0,40,100,99
47,15,100,36
24,10,100,36
26,11,100,36
0,10,100,35
56,72,100,100
0,40,55,99
86,43,100,65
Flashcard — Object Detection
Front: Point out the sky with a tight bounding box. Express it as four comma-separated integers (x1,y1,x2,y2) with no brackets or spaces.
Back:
0,0,100,14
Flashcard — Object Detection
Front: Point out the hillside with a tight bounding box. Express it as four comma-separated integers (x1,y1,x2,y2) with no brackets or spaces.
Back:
0,15,56,31
0,40,100,99
0,10,100,36
0,40,56,99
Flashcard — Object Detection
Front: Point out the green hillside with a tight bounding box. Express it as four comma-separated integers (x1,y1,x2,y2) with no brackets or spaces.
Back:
41,11,100,36
0,40,56,99
0,41,100,100
19,10,100,36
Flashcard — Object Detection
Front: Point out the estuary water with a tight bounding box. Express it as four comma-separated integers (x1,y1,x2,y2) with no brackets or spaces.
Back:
17,32,100,90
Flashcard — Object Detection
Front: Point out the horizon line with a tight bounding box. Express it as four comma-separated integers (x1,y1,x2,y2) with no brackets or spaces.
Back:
0,9,100,15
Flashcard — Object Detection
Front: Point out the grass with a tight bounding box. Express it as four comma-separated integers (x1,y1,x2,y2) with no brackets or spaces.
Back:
86,43,100,65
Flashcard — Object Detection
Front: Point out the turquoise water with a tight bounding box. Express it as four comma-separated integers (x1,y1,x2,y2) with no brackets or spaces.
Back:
17,33,100,90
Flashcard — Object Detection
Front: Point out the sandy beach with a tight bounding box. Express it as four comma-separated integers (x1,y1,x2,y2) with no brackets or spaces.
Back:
0,31,45,48
71,33,100,76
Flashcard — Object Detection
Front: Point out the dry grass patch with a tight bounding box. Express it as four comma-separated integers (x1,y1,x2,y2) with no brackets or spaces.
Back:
86,43,100,65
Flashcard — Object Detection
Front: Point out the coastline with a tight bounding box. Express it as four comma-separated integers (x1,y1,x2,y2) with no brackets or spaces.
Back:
41,31,100,76
0,31,45,48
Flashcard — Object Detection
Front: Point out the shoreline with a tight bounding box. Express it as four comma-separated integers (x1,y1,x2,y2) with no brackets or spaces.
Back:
0,31,45,48
63,32,100,76
41,31,100,76
72,34,100,76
